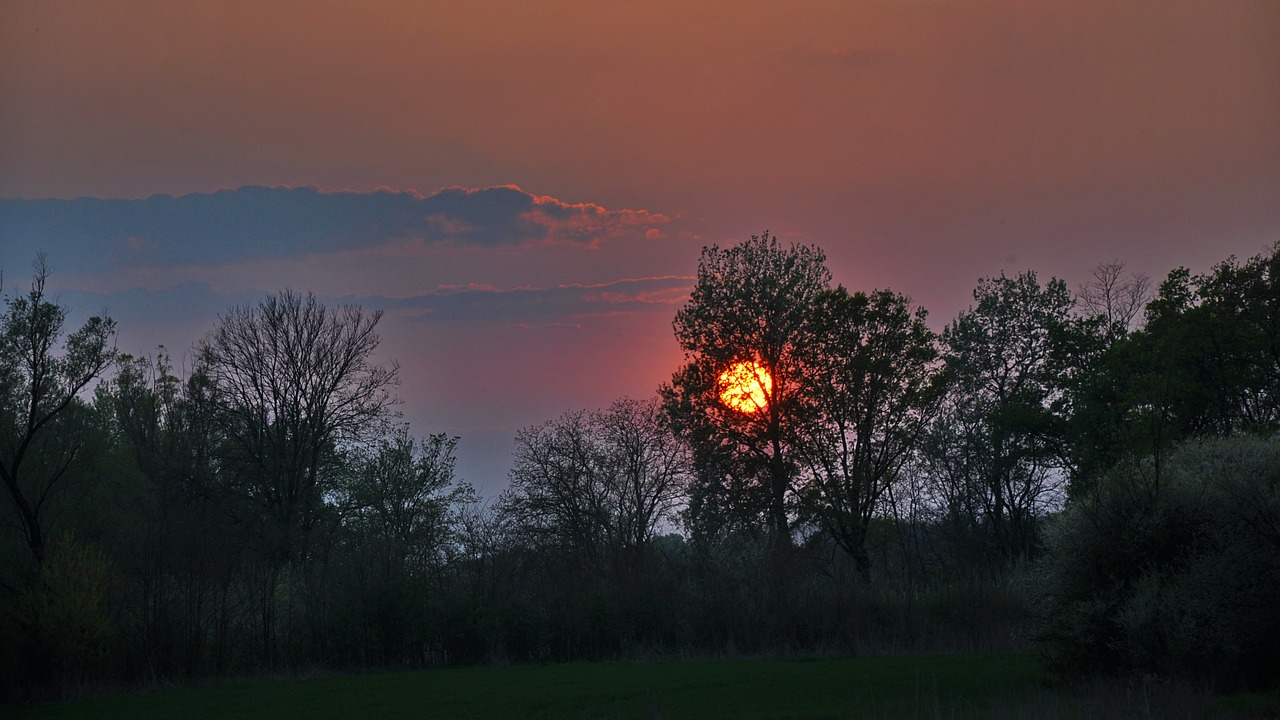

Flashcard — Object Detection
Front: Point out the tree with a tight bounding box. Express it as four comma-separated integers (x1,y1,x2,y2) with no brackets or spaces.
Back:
504,409,610,568
197,289,399,565
594,397,688,568
795,286,946,577
1195,243,1280,432
0,258,116,565
664,232,831,548
338,427,473,582
1076,260,1151,337
330,427,474,664
109,350,246,676
1067,244,1280,492
1035,434,1280,688
196,290,398,663
924,271,1072,562
503,397,686,572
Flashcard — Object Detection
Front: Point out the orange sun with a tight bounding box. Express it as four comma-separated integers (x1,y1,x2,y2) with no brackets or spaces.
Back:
718,361,772,414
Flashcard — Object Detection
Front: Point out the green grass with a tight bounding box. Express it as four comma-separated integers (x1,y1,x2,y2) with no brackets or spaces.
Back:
11,653,1042,720
10,653,1276,720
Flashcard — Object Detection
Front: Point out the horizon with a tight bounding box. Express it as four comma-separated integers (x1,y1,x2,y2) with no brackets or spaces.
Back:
3,0,1277,496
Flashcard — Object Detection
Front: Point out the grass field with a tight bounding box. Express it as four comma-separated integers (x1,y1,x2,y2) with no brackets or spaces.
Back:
10,653,1278,720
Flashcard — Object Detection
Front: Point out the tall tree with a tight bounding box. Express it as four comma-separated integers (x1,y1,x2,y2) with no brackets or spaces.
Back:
1069,244,1280,490
795,286,946,577
925,271,1072,561
0,258,116,565
109,350,247,676
1196,243,1280,432
504,409,610,568
197,290,398,663
664,232,830,549
197,290,399,564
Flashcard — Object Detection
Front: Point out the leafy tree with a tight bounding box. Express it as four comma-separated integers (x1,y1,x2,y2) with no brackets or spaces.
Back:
1068,245,1280,492
664,232,831,548
338,427,473,582
923,271,1072,562
794,286,946,577
108,350,246,676
1195,243,1280,432
0,259,116,566
327,427,473,664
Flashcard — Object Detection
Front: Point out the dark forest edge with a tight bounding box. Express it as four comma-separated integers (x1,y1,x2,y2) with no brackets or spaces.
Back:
2,238,1278,704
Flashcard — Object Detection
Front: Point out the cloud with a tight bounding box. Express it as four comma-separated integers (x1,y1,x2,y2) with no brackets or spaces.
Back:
383,276,694,324
51,276,694,342
0,185,672,273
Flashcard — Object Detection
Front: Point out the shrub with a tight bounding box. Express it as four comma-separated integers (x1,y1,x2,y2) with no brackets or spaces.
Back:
20,535,118,694
1034,434,1280,689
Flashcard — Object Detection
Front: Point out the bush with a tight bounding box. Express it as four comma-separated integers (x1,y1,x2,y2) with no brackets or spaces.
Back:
20,535,118,695
1034,435,1280,689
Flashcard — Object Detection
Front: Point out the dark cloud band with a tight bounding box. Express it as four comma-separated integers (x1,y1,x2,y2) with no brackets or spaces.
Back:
0,185,671,273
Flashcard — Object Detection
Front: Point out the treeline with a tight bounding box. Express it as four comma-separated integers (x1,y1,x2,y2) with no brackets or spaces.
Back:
1,238,1277,699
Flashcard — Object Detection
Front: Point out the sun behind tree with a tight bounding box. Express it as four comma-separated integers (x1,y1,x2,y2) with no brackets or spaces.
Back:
718,360,772,414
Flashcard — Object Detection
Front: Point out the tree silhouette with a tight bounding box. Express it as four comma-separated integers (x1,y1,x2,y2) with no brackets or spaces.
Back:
924,271,1071,561
0,258,116,566
795,286,946,577
196,290,398,661
503,397,686,573
664,232,830,549
197,290,399,565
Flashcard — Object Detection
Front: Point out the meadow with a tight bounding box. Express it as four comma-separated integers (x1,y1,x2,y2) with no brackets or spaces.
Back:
10,653,1277,720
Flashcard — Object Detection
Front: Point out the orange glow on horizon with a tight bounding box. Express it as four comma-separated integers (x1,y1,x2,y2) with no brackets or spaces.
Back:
718,361,772,414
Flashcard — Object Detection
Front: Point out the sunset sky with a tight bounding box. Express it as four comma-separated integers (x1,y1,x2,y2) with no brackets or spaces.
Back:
2,1,1278,494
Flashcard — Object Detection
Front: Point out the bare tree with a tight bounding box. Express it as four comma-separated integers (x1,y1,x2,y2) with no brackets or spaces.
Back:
504,409,611,568
595,397,688,566
197,290,399,662
503,397,688,572
197,290,399,562
1077,260,1152,334
0,257,116,565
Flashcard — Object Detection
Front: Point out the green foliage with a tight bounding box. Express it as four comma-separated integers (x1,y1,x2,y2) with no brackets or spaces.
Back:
1066,243,1280,496
1,259,117,565
12,239,1280,701
22,535,117,690
338,427,472,578
1034,434,1280,689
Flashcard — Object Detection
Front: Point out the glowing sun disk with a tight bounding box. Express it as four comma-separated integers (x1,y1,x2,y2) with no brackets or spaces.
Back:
718,361,772,413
